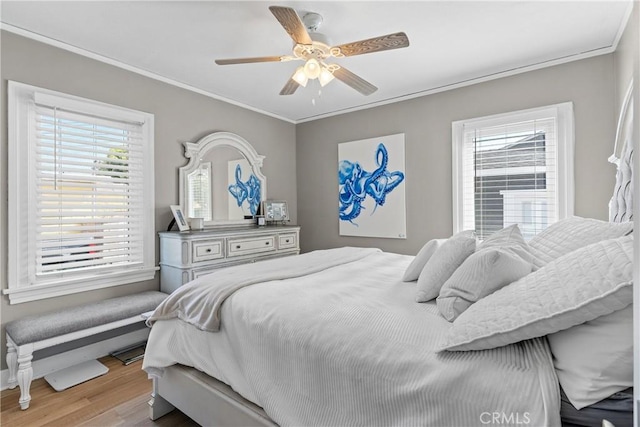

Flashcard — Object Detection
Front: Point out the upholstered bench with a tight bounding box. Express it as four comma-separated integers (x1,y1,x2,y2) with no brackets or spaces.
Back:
5,290,167,410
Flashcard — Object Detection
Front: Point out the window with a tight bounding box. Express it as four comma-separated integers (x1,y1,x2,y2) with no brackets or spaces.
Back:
452,103,574,240
6,82,156,304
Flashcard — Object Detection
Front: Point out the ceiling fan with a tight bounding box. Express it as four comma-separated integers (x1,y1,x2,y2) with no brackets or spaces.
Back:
215,6,410,96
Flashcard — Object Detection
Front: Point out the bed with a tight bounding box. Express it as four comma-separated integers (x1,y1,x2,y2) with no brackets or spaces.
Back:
143,247,556,426
143,87,635,426
143,216,633,426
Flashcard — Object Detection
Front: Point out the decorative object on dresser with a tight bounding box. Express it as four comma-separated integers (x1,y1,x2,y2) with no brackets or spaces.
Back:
170,205,190,231
158,226,300,294
263,200,289,223
189,217,205,230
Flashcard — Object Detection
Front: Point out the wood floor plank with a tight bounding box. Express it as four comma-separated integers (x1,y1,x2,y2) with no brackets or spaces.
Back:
75,408,126,427
0,356,197,427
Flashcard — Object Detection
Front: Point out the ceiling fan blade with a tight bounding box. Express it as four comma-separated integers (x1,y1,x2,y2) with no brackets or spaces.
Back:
333,32,409,57
215,56,285,65
269,6,313,45
280,77,301,96
332,66,378,96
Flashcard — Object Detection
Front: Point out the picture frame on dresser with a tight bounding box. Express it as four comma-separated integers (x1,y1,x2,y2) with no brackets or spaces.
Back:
263,200,289,222
170,205,190,231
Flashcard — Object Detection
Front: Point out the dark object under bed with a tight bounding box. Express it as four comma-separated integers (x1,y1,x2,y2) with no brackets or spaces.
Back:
561,387,633,427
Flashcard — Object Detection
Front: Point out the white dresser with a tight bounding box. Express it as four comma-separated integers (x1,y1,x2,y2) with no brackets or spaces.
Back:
159,225,300,293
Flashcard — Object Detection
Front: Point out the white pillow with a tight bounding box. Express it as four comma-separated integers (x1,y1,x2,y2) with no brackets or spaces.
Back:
402,239,446,282
548,304,633,410
415,230,476,303
437,225,533,321
440,234,633,351
528,216,632,269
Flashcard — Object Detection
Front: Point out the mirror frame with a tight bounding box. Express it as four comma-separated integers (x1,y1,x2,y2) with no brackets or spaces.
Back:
179,131,267,228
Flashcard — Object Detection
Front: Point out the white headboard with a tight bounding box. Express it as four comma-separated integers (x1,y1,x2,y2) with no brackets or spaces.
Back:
609,79,634,223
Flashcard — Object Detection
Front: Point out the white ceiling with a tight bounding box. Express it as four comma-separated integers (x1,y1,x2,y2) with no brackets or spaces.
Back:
1,1,632,123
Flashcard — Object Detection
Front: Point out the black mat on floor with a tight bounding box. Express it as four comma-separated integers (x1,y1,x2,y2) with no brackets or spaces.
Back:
110,341,146,365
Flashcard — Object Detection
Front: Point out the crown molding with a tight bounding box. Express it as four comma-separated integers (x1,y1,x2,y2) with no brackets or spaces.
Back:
1,17,624,125
295,45,616,123
0,23,296,124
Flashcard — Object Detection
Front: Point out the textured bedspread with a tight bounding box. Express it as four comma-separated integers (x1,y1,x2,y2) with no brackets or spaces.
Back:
147,246,381,331
143,249,561,426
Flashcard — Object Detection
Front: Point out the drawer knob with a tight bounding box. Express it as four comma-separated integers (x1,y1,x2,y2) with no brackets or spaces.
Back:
206,248,212,253
265,242,270,246
236,245,241,249
285,239,290,243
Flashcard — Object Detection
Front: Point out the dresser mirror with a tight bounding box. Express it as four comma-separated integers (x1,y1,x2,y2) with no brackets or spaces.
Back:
179,132,267,228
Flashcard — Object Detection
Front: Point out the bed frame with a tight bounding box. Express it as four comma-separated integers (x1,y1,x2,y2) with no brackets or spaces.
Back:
149,364,276,426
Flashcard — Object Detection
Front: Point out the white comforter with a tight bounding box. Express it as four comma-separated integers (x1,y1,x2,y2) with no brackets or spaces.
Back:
143,248,561,426
147,247,381,331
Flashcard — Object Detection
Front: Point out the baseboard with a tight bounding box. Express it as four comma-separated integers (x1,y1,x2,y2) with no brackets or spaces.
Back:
1,328,150,391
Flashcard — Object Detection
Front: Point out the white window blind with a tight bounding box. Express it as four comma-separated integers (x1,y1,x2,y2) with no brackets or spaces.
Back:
34,103,145,275
453,103,574,240
7,82,156,304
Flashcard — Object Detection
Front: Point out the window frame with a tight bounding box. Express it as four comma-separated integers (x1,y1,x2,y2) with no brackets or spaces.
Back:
452,102,575,238
5,81,157,304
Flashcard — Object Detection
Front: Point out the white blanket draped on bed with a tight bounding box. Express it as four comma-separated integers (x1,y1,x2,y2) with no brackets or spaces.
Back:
143,248,561,426
147,246,381,331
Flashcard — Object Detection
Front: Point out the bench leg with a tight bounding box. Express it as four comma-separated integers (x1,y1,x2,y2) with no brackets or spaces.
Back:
6,339,18,389
16,343,34,410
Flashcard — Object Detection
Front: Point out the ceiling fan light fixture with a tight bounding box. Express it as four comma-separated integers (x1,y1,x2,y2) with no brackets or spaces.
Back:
319,67,335,87
216,6,408,96
303,58,321,79
293,66,309,87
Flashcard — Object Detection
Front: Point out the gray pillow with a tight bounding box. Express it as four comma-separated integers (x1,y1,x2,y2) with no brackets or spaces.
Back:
402,238,446,282
415,230,476,302
440,235,633,352
528,216,632,269
437,225,533,321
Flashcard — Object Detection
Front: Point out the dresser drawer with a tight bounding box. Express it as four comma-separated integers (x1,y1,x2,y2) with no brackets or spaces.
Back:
227,236,275,257
192,265,218,280
159,226,300,293
192,239,224,262
278,233,298,249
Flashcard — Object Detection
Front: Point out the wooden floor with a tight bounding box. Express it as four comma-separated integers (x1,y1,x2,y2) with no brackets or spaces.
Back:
1,356,200,427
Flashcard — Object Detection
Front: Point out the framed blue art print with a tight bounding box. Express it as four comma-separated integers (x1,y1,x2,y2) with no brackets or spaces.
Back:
338,133,407,239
